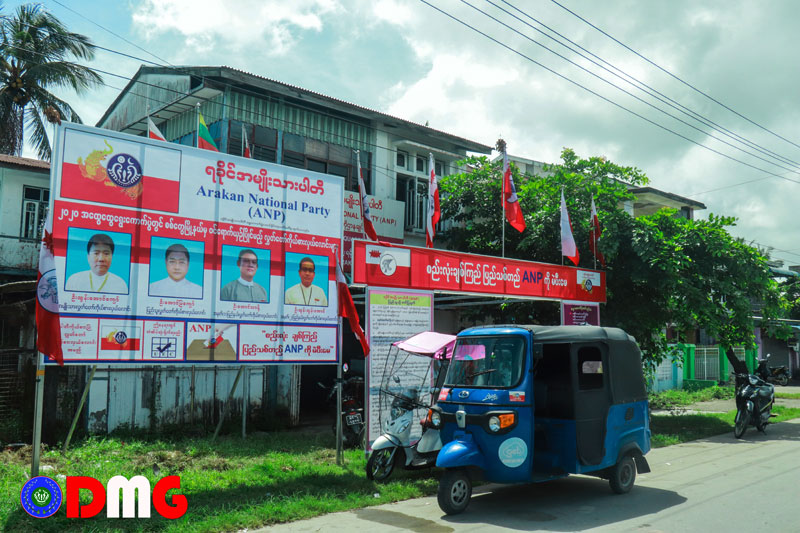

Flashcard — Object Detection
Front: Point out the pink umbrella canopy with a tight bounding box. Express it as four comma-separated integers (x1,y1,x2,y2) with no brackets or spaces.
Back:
392,331,457,359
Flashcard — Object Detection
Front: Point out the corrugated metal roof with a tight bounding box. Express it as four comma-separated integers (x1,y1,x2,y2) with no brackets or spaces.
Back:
0,154,49,170
98,65,493,154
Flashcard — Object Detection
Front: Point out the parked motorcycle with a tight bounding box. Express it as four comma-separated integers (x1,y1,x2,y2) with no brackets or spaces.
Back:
367,382,442,480
756,354,790,386
318,373,365,448
726,349,776,438
366,331,455,481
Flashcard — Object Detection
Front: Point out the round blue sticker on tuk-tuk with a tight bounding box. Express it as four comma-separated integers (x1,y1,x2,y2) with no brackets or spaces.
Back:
498,437,527,468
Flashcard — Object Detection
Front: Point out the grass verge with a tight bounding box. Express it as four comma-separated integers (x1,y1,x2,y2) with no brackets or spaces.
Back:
0,431,437,533
650,405,800,447
648,386,734,410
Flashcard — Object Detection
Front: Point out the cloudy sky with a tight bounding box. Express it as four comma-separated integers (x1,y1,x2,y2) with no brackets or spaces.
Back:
19,0,800,265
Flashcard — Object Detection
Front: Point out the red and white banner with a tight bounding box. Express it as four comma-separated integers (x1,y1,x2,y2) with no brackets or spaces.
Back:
352,240,605,303
147,117,166,142
60,128,182,213
426,152,439,247
560,189,579,266
342,192,403,272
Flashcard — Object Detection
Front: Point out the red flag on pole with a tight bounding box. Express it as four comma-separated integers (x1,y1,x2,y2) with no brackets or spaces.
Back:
242,124,251,158
503,151,526,232
35,213,63,365
147,117,166,142
356,152,378,241
426,153,440,248
336,260,369,356
590,195,605,267
560,189,579,266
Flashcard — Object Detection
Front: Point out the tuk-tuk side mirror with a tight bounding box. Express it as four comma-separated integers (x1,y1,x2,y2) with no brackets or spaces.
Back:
532,343,543,361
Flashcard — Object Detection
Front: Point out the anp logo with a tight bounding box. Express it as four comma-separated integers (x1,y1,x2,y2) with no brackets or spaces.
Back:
21,476,63,518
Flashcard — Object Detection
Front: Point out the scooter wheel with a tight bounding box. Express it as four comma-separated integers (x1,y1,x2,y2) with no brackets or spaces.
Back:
366,448,397,481
609,455,636,494
734,409,749,439
437,469,472,515
777,375,789,387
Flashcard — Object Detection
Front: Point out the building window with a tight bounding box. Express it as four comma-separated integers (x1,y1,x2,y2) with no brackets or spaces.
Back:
416,156,425,173
435,160,445,176
397,174,427,232
281,133,370,192
21,186,48,241
228,121,277,162
396,151,407,168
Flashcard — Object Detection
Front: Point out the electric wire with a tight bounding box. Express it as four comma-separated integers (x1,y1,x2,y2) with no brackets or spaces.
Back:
417,0,800,187
457,0,800,176
22,2,800,260
48,0,174,67
548,0,800,152
493,0,800,170
42,1,800,186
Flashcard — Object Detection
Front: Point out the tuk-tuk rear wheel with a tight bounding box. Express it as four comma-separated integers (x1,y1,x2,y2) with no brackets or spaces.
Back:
609,455,636,494
437,469,472,515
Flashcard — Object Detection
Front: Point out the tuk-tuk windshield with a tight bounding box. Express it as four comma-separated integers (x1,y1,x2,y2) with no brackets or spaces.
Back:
445,336,525,388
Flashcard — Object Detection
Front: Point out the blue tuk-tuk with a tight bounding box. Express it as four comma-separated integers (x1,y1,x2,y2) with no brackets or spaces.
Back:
428,325,651,514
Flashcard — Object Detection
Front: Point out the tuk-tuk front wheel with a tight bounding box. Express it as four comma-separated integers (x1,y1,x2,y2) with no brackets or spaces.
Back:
609,455,636,494
437,469,472,515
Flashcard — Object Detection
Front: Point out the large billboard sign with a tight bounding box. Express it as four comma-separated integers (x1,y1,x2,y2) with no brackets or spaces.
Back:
352,241,605,303
48,123,343,365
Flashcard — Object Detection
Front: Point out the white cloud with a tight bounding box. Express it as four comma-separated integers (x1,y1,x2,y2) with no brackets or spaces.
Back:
132,0,340,56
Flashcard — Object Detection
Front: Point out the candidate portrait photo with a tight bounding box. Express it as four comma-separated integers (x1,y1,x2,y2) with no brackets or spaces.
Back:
148,236,204,299
283,252,329,307
220,246,270,303
64,228,131,294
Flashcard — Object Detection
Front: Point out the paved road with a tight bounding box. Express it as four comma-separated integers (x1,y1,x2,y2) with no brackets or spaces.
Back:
261,419,800,532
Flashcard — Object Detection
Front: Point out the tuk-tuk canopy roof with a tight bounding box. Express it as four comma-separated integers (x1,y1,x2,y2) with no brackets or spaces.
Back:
458,325,636,344
393,331,457,358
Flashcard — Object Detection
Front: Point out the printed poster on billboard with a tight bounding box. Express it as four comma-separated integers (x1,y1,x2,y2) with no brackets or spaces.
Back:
365,288,433,448
48,123,343,365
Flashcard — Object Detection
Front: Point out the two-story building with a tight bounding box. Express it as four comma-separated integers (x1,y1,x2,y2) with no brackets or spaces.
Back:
0,154,50,428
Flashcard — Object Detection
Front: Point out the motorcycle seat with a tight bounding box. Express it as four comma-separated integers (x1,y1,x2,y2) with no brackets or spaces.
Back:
757,388,773,399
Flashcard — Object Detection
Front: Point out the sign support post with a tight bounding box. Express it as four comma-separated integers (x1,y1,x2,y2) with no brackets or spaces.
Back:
62,364,97,454
212,365,244,441
31,352,45,478
335,324,343,465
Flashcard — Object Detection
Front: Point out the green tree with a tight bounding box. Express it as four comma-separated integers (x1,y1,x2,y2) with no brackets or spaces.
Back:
0,3,102,159
439,148,788,367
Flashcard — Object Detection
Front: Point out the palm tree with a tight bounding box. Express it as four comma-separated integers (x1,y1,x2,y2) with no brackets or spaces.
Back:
0,3,102,160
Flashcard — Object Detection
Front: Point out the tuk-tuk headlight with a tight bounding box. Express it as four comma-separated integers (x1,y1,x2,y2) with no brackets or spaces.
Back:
430,411,442,428
488,413,516,433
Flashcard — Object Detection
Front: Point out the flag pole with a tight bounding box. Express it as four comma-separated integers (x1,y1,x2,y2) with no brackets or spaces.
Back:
196,103,200,149
497,139,506,258
561,187,564,267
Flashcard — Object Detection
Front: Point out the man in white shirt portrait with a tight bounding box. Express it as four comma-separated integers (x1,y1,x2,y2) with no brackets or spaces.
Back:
149,243,203,299
65,233,128,294
220,249,268,302
284,256,328,306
